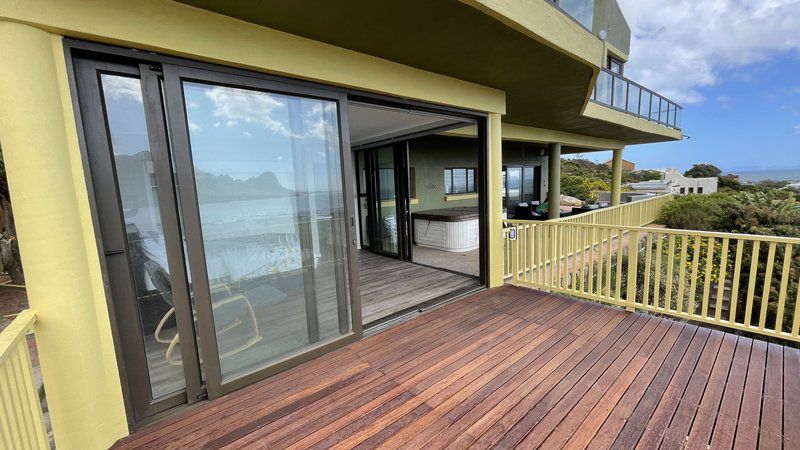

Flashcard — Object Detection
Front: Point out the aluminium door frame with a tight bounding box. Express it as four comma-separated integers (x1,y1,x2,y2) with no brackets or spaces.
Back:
68,57,204,424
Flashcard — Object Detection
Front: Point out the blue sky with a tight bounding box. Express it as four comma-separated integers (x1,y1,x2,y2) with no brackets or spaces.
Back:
575,0,800,173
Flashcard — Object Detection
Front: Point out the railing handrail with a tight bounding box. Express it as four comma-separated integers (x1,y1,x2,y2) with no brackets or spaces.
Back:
0,309,50,450
549,194,672,224
505,220,800,246
0,309,36,360
598,68,683,111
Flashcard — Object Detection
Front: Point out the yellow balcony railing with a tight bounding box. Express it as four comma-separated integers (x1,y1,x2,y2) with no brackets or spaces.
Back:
0,310,49,449
551,194,674,226
503,194,674,279
505,221,800,343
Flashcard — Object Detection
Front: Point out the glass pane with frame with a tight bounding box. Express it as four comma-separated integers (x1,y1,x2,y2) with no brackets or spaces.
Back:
100,73,187,399
181,81,352,381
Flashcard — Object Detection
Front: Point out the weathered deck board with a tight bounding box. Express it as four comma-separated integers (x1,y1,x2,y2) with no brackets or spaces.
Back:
115,286,798,450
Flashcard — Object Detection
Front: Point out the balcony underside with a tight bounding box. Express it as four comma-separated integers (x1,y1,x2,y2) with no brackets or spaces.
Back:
115,286,798,449
174,0,678,144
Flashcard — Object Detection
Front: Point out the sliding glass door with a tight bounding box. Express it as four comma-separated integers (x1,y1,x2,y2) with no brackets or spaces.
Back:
74,53,360,421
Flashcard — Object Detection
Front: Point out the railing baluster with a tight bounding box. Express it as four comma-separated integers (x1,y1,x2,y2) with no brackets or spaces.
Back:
615,228,624,302
775,243,793,334
759,242,777,330
676,236,688,316
596,227,604,296
653,233,663,309
729,240,744,325
626,230,639,311
701,237,716,318
716,238,730,322
643,232,653,308
665,234,676,311
588,227,596,296
689,236,702,316
605,228,613,299
744,241,761,327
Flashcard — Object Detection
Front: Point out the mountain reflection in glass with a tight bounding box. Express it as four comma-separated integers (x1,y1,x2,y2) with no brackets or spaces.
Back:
182,82,351,381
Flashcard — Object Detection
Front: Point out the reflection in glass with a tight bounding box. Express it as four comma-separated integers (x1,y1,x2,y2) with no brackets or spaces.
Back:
595,71,613,105
627,85,641,114
182,82,351,381
559,0,595,30
640,91,652,118
650,95,660,121
101,74,185,399
613,77,627,110
372,147,399,255
506,167,522,206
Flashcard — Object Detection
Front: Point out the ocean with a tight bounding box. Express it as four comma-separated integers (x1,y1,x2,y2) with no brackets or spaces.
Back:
734,169,800,183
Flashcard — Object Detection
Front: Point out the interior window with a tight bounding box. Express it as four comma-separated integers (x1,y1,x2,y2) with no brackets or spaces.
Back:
444,167,477,194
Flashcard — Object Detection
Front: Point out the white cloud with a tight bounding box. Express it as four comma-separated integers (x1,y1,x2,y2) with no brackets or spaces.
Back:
794,124,800,134
242,131,252,137
618,0,800,104
188,121,201,132
204,85,337,140
101,75,142,103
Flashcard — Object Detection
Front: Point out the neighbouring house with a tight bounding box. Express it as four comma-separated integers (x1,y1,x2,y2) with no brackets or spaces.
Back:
628,168,718,195
603,157,635,171
5,2,793,450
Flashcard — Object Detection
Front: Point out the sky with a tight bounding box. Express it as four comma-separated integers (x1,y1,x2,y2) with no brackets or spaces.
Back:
573,0,800,173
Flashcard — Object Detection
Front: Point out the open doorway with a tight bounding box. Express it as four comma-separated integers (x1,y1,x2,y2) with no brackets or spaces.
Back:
348,102,484,325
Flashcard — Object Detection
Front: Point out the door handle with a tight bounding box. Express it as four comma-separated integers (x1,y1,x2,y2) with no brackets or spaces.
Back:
104,249,125,256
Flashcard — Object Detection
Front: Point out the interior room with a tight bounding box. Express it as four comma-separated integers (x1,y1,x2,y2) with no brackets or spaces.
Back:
348,102,483,325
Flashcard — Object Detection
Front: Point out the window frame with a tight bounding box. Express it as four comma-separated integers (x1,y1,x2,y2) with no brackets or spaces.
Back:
444,167,477,195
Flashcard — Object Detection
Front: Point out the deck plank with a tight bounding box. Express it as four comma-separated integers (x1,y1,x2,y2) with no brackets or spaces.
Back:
113,286,798,450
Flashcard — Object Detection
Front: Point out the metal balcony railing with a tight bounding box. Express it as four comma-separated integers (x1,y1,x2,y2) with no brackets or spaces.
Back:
591,68,683,131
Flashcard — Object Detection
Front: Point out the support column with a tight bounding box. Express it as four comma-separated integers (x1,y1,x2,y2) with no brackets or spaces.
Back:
487,113,504,288
548,143,562,220
0,22,128,448
611,147,624,206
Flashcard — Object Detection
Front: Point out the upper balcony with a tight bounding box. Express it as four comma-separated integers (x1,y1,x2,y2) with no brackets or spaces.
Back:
591,68,684,131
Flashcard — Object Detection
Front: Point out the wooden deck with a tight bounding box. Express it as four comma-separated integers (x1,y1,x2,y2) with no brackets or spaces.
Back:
358,251,479,323
115,286,799,449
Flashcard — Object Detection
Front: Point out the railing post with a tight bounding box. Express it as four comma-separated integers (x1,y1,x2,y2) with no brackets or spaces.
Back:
626,230,639,312
510,225,519,286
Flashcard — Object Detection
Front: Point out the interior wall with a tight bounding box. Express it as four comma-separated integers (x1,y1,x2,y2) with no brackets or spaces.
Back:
408,135,479,213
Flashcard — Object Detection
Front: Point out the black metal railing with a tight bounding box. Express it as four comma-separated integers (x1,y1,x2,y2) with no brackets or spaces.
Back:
591,68,683,131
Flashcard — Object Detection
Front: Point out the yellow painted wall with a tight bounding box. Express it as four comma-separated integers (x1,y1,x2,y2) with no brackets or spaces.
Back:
0,22,128,449
443,123,626,151
487,114,505,288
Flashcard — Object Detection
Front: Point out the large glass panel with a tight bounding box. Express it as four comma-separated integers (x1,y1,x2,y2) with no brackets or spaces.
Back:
452,168,467,194
595,71,613,105
640,90,652,118
100,74,186,399
627,84,641,114
506,167,522,207
650,95,660,121
182,81,351,381
372,147,399,255
559,0,595,30
522,166,535,203
613,77,628,109
675,107,683,129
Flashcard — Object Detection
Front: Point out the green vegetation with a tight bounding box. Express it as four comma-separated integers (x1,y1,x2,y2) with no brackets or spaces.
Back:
683,163,722,178
560,158,659,203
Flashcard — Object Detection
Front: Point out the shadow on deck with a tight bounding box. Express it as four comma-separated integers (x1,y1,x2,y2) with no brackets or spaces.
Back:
115,286,798,449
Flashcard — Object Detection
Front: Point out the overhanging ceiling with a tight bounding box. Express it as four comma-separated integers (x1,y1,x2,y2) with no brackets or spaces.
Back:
348,103,467,147
175,0,677,145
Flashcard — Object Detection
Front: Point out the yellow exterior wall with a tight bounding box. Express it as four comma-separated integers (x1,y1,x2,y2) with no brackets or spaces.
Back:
487,114,505,288
0,0,505,115
0,22,128,449
443,123,625,151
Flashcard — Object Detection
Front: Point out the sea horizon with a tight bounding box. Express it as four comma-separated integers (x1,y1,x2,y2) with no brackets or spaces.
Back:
728,168,800,183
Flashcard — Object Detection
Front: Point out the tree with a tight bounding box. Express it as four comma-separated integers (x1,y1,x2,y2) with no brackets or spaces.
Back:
684,163,722,178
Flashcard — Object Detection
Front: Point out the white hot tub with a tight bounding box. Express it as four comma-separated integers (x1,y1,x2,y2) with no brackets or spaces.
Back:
412,207,479,252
